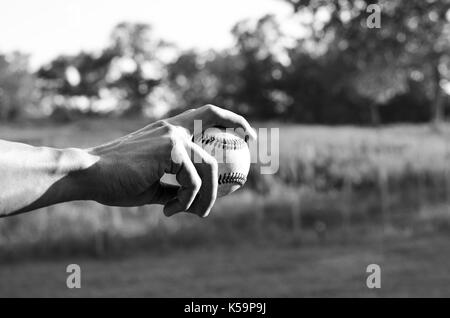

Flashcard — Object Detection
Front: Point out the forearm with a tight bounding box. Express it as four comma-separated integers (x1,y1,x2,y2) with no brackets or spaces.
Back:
0,140,100,217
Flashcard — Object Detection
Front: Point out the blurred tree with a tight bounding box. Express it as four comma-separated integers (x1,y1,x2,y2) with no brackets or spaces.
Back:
230,15,289,118
351,60,409,125
36,51,116,120
37,51,115,97
282,0,450,124
0,52,35,120
205,51,246,110
166,50,219,110
108,22,166,115
282,48,369,123
37,22,169,118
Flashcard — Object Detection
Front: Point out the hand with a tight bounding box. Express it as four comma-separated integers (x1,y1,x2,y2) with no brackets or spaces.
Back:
89,105,256,217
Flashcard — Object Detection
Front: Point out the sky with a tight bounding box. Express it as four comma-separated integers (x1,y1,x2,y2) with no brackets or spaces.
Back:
0,0,293,69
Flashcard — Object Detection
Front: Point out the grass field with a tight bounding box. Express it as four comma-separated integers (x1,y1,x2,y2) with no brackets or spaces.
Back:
1,119,450,297
1,232,450,297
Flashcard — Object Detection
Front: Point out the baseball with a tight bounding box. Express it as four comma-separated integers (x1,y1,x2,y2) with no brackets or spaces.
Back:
161,127,251,197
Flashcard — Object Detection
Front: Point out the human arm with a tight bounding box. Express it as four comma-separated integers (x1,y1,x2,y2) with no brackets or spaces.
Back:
0,105,256,218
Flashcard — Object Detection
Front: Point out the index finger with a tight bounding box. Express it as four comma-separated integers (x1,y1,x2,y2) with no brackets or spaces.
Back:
201,105,257,141
163,146,201,217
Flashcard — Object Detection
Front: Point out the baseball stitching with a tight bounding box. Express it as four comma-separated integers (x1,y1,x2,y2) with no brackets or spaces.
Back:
194,133,247,150
218,172,247,185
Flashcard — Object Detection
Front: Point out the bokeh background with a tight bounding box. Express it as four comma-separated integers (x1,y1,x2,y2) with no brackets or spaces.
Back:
1,0,450,297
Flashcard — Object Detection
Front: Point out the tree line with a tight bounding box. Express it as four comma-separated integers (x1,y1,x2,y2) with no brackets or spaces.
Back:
0,0,449,125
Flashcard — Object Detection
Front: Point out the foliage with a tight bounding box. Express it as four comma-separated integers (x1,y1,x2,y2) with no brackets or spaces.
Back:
35,22,169,117
282,0,450,123
0,53,35,120
2,2,450,123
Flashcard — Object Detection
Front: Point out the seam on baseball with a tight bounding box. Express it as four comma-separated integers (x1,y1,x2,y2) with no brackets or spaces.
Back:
195,133,246,150
218,172,247,185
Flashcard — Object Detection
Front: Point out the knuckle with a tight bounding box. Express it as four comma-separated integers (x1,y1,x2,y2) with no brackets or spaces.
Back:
164,123,189,143
165,125,180,141
155,119,169,128
167,137,183,163
169,138,180,151
158,120,179,135
203,104,219,114
165,126,179,138
165,123,176,134
192,175,202,192
166,132,178,148
167,145,180,165
205,155,218,173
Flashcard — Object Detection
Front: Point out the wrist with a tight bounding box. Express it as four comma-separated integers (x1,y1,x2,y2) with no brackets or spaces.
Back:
56,147,101,202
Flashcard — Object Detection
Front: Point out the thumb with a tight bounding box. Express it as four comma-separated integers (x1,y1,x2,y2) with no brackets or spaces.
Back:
152,182,180,206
